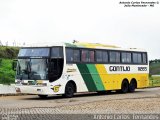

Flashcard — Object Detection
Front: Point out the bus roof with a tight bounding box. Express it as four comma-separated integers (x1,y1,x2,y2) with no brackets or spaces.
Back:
65,42,147,52
24,42,147,52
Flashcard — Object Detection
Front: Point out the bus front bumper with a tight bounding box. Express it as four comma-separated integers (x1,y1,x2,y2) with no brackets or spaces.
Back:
15,85,57,95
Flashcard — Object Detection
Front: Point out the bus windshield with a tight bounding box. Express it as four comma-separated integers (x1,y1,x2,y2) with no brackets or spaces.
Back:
18,48,50,57
16,59,48,80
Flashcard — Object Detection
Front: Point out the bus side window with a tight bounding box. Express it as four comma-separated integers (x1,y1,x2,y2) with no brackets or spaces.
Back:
96,51,102,62
51,47,63,58
81,50,94,62
102,51,108,62
109,51,120,63
121,52,131,63
66,48,80,63
66,49,73,62
133,53,142,64
81,50,89,62
142,53,147,63
89,51,94,62
96,50,108,63
73,49,80,62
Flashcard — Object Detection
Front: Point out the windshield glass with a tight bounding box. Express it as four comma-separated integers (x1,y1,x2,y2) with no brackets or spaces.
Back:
16,59,48,80
18,48,49,57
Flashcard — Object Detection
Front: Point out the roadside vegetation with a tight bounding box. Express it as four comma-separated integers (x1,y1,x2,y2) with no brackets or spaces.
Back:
149,59,160,87
0,46,19,84
149,76,160,87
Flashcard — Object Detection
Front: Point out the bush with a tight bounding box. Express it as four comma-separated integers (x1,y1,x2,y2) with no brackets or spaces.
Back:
0,58,2,66
0,46,19,59
0,59,15,84
0,47,19,84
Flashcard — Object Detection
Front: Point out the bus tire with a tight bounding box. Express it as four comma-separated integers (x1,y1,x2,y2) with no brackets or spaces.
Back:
121,80,129,93
63,82,75,98
129,80,137,92
38,95,48,98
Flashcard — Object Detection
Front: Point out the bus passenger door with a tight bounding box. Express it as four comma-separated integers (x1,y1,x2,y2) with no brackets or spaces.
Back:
49,59,64,82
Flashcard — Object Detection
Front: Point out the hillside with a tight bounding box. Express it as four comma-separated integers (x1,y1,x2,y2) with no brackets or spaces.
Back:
149,60,160,75
0,46,19,84
0,46,19,59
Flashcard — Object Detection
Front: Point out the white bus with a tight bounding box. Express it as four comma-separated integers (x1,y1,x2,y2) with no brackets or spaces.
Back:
14,42,149,98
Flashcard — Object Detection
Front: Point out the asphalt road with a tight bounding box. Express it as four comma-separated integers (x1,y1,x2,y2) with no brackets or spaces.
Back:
0,87,160,119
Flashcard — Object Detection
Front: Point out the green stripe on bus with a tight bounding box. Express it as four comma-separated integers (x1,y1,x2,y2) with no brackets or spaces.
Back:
86,64,105,91
65,43,77,47
77,64,97,92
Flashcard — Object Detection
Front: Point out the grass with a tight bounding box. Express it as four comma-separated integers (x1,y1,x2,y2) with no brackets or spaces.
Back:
149,76,160,87
149,61,160,87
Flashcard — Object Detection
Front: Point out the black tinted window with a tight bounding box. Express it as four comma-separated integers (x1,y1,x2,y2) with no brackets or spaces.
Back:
66,48,80,62
133,53,142,63
89,51,95,62
121,52,131,63
96,50,108,63
51,47,63,58
81,50,89,62
109,51,120,63
102,51,108,62
66,49,73,62
81,50,95,62
73,49,80,62
142,53,147,63
96,51,102,62
18,48,49,57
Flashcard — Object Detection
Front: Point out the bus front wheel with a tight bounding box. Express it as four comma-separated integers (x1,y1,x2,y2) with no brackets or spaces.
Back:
63,82,75,98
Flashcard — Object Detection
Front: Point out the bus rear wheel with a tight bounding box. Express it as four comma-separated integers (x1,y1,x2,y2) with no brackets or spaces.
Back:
63,82,75,98
121,80,129,93
129,80,136,92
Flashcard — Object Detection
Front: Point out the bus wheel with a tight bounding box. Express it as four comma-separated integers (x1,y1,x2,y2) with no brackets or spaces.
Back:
121,80,129,93
38,95,48,98
129,80,136,92
63,82,75,98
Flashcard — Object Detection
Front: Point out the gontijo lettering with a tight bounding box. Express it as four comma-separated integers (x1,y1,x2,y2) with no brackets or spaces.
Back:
109,66,130,71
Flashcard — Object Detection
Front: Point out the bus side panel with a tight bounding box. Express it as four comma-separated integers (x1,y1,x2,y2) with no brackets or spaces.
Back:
65,64,89,92
136,74,149,88
77,64,97,92
95,64,118,90
77,64,106,92
66,63,149,93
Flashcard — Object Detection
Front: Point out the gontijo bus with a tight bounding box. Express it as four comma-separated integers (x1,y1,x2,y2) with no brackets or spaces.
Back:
14,42,149,98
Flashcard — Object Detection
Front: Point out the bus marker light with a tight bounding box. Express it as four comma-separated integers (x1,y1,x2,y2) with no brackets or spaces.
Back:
15,88,21,93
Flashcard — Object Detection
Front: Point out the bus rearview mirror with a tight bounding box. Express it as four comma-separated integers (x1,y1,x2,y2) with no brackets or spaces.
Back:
12,59,17,71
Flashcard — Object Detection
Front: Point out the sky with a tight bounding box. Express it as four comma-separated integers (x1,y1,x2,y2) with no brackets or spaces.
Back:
0,0,160,60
